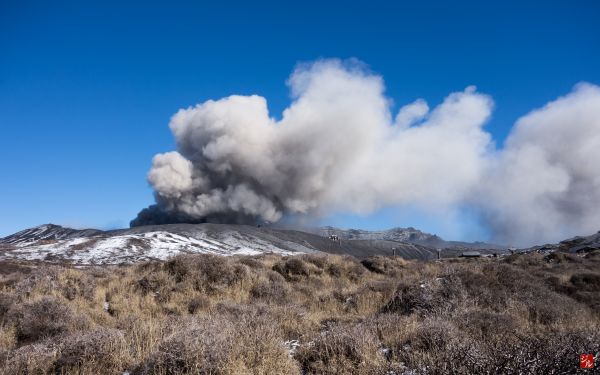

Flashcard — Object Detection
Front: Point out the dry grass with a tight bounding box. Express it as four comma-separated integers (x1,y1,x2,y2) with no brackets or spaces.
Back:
0,252,598,374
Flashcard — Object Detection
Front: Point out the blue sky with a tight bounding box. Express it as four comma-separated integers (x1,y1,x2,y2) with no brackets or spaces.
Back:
1,0,599,239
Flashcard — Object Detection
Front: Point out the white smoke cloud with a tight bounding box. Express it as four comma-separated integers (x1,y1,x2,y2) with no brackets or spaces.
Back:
147,152,195,199
476,83,600,245
394,99,429,128
133,59,600,246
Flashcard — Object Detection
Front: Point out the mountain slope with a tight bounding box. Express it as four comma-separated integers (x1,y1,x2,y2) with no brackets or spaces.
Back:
0,224,309,264
0,223,442,264
315,226,505,250
0,224,101,246
1,222,531,265
522,230,600,255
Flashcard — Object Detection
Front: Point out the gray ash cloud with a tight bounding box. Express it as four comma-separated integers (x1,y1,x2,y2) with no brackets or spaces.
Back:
132,59,600,246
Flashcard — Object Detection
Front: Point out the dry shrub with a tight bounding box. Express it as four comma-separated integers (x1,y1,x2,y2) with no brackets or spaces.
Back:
0,252,598,374
12,267,62,297
570,272,600,291
364,313,417,354
57,269,96,301
381,279,457,316
407,318,459,350
545,272,600,315
266,305,315,340
544,251,582,264
0,343,57,375
238,256,264,269
503,252,546,266
489,263,537,292
360,256,406,276
325,256,366,281
266,270,286,283
585,249,600,260
119,316,171,364
0,294,16,320
404,329,600,375
54,328,131,373
525,291,578,325
488,330,600,375
455,310,518,340
11,266,95,302
0,325,16,351
6,296,91,343
273,258,310,280
164,255,248,293
136,271,175,300
326,263,343,277
390,318,485,374
135,317,231,374
453,267,504,304
228,309,300,374
295,322,387,375
136,312,299,375
250,280,289,304
349,281,397,314
1,329,130,374
302,254,328,269
187,295,211,314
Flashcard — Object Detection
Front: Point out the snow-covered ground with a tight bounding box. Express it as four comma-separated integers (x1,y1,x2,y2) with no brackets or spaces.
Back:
0,230,304,265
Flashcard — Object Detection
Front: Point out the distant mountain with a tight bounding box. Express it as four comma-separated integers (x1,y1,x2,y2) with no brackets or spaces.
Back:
0,224,102,246
558,231,600,253
0,223,441,265
2,223,595,265
315,226,505,250
522,230,600,255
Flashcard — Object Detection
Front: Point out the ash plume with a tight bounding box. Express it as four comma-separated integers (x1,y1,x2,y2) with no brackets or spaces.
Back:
132,59,600,246
475,83,600,245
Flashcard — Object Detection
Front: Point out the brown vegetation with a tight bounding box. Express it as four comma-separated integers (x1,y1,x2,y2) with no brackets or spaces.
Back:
0,251,598,374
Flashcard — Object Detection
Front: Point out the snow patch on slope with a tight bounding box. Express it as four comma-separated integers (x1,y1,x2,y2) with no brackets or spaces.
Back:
0,230,302,265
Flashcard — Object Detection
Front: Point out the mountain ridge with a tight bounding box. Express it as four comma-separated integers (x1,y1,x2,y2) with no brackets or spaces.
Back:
2,223,597,265
0,223,500,264
0,224,103,246
313,226,505,250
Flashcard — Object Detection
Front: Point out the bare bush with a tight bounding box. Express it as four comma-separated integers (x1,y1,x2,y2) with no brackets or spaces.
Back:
164,254,248,293
325,256,366,281
455,310,518,340
0,325,16,351
273,258,310,280
0,252,597,374
295,322,387,374
6,296,91,343
570,272,600,290
382,278,457,316
544,251,582,264
302,254,328,269
238,256,264,269
0,342,57,375
250,281,289,304
360,256,407,276
0,294,16,320
136,313,298,375
187,295,211,314
53,328,131,373
135,318,232,374
57,269,96,300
